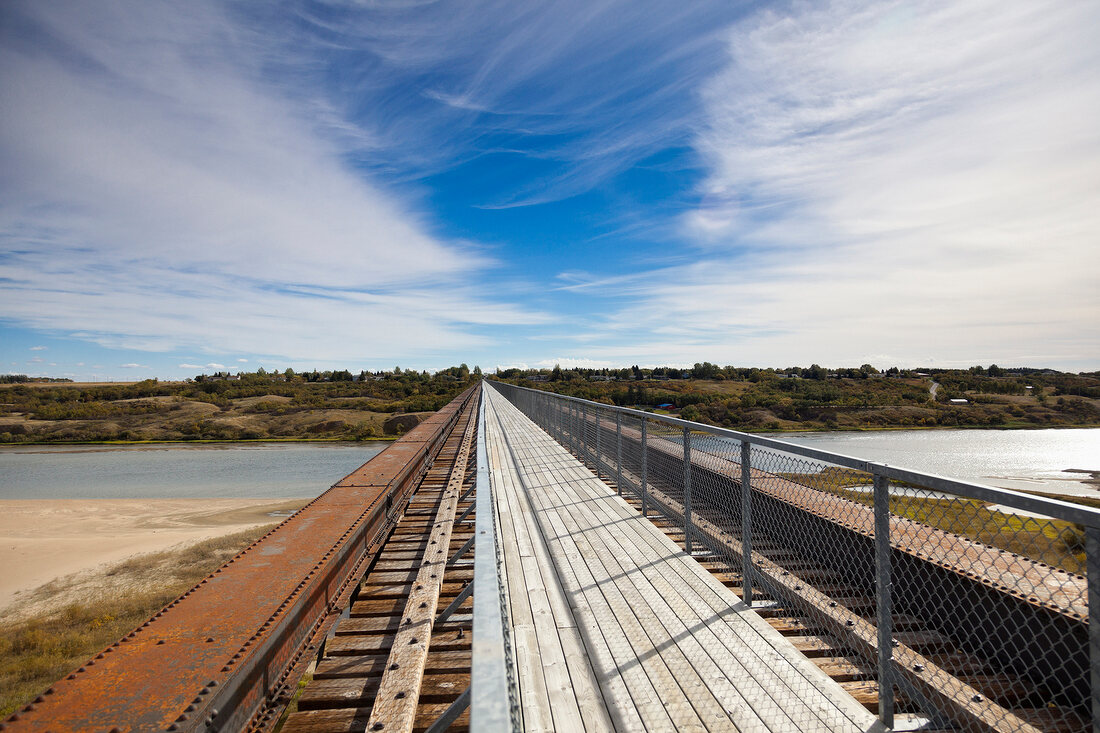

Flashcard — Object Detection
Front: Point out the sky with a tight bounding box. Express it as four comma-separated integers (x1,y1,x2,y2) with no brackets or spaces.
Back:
1,0,1098,381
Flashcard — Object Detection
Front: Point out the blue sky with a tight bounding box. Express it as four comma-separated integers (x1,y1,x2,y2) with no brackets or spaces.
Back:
2,0,1098,381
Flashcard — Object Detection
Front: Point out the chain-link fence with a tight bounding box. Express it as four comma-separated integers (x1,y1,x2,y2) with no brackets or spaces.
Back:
490,380,1098,733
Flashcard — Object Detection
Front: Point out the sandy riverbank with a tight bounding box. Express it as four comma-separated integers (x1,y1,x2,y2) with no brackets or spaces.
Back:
0,497,309,613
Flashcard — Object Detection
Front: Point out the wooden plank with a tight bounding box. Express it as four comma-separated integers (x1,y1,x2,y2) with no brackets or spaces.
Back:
533,464,794,733
486,394,669,731
364,414,476,733
501,412,613,733
485,388,883,733
486,394,630,732
528,444,822,730
524,436,881,733
531,466,767,732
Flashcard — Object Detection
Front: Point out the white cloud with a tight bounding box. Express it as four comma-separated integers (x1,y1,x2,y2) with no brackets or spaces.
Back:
295,1,742,207
178,363,203,369
29,345,47,351
0,0,544,365
533,357,618,370
237,358,248,363
119,363,147,369
206,363,226,370
620,0,1100,368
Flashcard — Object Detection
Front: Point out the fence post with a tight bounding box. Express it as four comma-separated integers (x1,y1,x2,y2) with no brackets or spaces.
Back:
683,426,693,555
572,404,578,454
615,412,623,496
595,406,602,479
581,404,589,466
1088,526,1100,730
740,441,753,607
641,419,649,517
874,472,895,728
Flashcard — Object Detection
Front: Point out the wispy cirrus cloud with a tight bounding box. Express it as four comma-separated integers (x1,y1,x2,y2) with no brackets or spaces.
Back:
580,0,1100,369
292,0,748,207
0,0,544,366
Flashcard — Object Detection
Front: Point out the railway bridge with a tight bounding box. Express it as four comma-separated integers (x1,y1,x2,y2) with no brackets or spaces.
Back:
4,381,1098,732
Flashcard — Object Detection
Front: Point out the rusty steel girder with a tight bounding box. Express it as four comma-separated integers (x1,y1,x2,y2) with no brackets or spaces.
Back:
2,385,478,733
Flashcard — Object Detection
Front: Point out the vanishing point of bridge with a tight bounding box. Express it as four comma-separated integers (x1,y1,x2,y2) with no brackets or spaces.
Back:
3,382,1097,732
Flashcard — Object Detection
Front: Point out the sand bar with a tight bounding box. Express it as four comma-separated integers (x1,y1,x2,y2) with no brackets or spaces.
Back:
0,497,309,611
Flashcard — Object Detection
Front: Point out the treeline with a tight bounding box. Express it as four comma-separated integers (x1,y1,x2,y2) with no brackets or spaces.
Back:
0,375,73,384
1,366,481,427
492,364,1100,431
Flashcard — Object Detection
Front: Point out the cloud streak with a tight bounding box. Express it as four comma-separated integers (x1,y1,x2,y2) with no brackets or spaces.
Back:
0,0,543,365
291,0,747,206
589,0,1100,369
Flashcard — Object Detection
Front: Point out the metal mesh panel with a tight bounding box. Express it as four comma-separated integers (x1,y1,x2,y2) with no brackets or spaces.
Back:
490,380,1097,732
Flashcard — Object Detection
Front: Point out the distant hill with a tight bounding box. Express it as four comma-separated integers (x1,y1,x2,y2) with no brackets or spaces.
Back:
492,364,1100,431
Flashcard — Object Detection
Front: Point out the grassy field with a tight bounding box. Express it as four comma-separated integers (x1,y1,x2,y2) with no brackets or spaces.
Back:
0,525,276,718
779,466,1090,575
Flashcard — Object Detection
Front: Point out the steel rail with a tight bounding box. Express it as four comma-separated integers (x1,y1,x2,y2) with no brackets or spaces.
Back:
470,384,517,731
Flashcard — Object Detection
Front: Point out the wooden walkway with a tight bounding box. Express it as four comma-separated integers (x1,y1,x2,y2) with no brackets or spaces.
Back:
483,387,883,733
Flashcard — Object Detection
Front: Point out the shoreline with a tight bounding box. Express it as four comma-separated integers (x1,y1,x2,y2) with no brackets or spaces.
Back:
0,497,309,614
0,436,395,448
1,422,1098,449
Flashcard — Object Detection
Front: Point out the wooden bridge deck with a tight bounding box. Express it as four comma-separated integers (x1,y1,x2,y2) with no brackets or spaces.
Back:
483,388,883,732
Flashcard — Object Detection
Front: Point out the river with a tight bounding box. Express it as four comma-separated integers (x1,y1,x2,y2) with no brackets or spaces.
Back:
0,442,390,500
2,429,1097,501
774,427,1100,497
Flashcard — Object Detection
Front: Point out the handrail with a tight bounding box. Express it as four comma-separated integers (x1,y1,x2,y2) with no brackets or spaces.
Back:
491,380,1100,529
489,379,1099,731
470,383,518,730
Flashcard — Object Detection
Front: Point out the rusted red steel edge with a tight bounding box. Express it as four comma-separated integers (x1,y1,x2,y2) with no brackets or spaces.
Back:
1,385,479,733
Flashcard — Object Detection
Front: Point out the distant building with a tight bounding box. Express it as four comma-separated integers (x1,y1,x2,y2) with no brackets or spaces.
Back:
949,398,969,404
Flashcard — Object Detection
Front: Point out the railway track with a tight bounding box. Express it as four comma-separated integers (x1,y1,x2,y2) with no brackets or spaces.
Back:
280,393,479,733
1,386,478,733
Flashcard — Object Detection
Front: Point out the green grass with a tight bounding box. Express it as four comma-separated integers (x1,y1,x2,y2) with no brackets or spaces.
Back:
779,467,1088,575
0,525,276,718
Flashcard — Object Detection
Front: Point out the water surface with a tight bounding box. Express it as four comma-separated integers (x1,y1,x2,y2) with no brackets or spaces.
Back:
773,428,1100,496
0,442,391,500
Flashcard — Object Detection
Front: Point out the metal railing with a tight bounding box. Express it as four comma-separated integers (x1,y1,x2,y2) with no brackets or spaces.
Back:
470,386,520,731
490,380,1099,732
